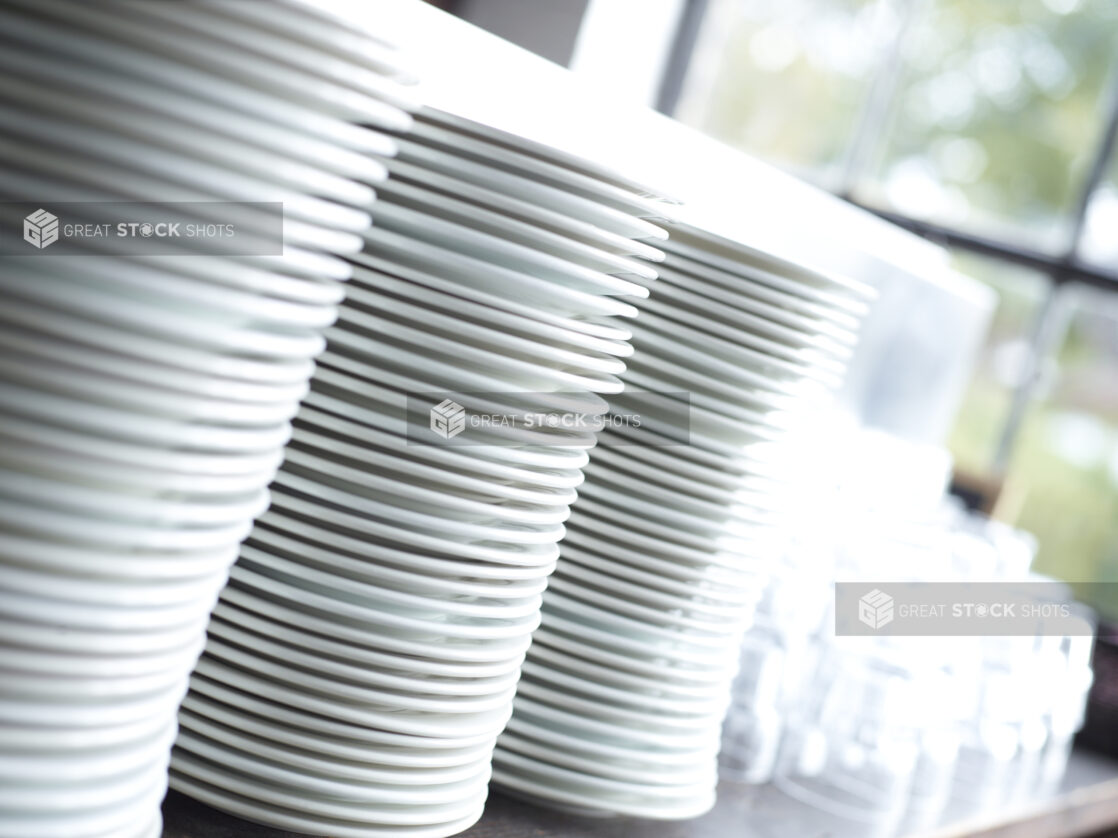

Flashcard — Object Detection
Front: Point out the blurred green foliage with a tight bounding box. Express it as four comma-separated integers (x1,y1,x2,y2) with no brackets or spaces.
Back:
682,0,1118,248
946,265,1118,619
681,0,1118,611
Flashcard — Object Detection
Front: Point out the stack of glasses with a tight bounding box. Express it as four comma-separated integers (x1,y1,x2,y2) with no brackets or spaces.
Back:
718,439,1097,838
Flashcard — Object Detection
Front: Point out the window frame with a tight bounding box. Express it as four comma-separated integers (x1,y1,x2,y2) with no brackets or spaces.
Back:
655,0,1118,473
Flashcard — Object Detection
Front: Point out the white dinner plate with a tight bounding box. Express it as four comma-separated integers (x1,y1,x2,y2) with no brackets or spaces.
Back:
660,222,874,301
377,178,658,281
364,225,638,320
404,118,664,219
390,135,665,242
382,156,665,261
349,250,633,342
419,108,670,201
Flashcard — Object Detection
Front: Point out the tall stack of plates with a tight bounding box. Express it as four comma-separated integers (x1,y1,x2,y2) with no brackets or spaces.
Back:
169,108,669,838
492,220,875,817
0,3,414,837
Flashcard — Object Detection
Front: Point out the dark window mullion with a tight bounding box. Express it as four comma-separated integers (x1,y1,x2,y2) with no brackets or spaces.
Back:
837,0,931,198
655,0,712,117
1067,72,1118,259
844,200,1118,293
992,280,1065,474
990,75,1118,474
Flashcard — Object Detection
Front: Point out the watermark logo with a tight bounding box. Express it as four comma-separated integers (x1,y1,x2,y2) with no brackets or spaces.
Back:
430,399,466,440
406,391,691,447
858,588,895,630
23,208,59,249
5,202,282,255
835,582,1093,636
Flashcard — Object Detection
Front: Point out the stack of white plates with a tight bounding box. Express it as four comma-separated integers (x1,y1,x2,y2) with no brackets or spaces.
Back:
0,3,414,837
170,109,669,837
492,220,875,817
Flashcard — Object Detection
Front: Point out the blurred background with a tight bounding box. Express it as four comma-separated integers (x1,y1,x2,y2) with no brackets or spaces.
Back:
433,0,1118,623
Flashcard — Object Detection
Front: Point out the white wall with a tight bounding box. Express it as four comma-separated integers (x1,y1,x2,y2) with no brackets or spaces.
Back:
568,0,685,107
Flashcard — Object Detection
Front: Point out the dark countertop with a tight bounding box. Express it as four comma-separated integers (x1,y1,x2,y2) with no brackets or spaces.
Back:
163,750,1118,838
